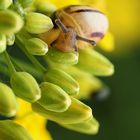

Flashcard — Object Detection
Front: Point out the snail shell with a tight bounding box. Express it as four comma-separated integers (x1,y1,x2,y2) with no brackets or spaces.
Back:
55,5,109,44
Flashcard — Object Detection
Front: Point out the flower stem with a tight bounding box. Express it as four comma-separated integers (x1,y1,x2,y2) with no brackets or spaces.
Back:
0,64,10,77
15,37,47,73
12,0,26,17
3,51,16,75
11,57,44,79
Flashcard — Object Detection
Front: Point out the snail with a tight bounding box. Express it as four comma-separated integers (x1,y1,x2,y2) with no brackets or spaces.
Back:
40,5,109,52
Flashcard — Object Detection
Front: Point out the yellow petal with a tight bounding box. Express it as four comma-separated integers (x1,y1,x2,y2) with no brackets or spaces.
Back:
16,98,52,140
16,98,32,118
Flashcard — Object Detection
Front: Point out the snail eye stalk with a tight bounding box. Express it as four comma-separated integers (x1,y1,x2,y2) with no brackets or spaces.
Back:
76,35,96,46
55,19,69,33
55,19,96,47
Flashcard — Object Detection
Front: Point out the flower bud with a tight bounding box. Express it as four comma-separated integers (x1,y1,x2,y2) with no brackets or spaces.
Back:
37,82,71,112
0,0,12,10
75,75,103,99
25,38,48,56
0,120,33,140
10,72,41,103
46,47,79,65
44,68,79,95
0,34,6,53
44,55,66,69
25,12,53,34
77,47,114,76
0,10,24,34
32,97,92,124
16,29,32,46
64,67,103,99
35,1,56,16
0,82,18,117
61,117,99,135
6,34,15,46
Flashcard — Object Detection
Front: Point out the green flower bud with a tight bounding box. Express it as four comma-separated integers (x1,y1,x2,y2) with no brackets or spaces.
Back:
0,34,6,53
75,75,103,99
16,29,32,45
61,117,99,135
6,34,15,46
10,72,41,103
46,47,79,65
37,82,71,112
0,10,24,34
32,97,92,124
0,82,18,117
44,68,79,95
77,47,114,76
64,67,103,99
44,55,67,69
35,1,56,16
25,12,54,34
0,0,12,10
0,120,33,140
25,38,48,56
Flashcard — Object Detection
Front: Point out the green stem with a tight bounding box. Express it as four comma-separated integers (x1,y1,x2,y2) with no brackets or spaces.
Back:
15,37,47,73
11,57,43,79
12,0,26,17
0,55,10,76
0,57,43,79
11,57,24,71
3,51,16,75
0,64,10,77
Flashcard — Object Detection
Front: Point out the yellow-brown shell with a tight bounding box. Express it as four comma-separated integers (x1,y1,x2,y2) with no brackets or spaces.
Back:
55,5,109,44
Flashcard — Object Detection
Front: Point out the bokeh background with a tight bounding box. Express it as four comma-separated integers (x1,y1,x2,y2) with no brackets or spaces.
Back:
46,0,140,139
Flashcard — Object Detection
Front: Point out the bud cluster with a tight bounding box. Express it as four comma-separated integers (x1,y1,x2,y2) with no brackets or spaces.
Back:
0,0,114,139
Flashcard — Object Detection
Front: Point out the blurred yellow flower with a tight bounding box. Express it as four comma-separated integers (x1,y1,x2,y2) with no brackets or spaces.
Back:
106,0,139,41
79,0,107,12
35,0,80,8
15,98,52,140
99,32,115,52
